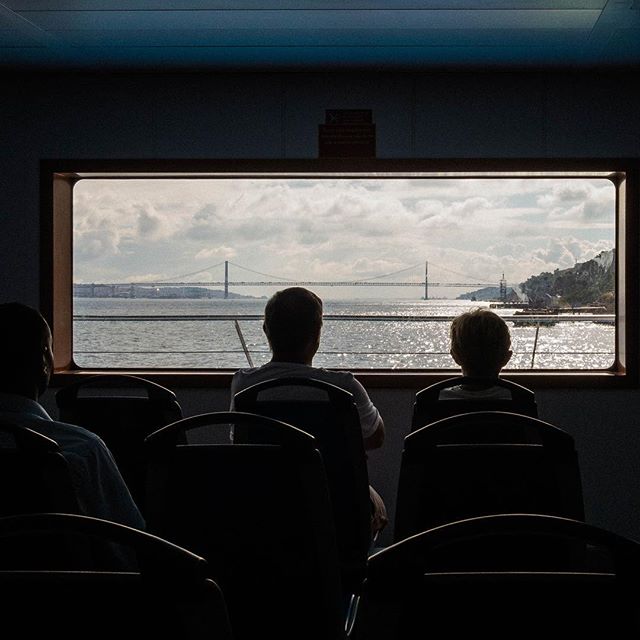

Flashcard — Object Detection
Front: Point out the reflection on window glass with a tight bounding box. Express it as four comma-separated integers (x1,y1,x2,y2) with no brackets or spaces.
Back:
73,176,616,370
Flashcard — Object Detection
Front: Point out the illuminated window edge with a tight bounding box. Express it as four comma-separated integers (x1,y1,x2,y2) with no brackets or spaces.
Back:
41,158,639,389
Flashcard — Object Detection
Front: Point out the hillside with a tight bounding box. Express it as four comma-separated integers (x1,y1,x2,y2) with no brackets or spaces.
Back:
520,249,615,308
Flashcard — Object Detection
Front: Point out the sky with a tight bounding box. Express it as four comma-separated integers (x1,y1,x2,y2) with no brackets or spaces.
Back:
73,176,615,299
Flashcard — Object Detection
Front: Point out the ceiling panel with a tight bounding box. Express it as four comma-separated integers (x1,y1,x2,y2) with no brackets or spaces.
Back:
4,1,610,9
0,44,612,67
16,9,602,31
56,27,592,48
0,28,43,45
0,0,637,69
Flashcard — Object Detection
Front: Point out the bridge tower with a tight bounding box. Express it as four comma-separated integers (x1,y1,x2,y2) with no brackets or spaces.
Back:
424,261,428,301
224,260,229,299
499,272,507,302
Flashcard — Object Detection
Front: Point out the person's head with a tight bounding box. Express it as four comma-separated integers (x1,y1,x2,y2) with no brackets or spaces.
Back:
450,308,512,378
263,288,323,364
0,303,53,399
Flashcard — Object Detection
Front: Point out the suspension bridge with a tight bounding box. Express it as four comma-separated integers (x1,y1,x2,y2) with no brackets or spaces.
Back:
75,260,510,301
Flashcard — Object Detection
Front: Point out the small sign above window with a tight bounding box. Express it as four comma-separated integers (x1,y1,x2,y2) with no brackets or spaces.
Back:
318,109,376,158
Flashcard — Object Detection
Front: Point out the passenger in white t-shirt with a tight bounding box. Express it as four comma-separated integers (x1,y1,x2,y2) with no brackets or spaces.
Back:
441,307,513,400
230,287,387,533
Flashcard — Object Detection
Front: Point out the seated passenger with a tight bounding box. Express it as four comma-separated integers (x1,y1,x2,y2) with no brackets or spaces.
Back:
443,307,513,399
230,287,388,534
0,303,144,531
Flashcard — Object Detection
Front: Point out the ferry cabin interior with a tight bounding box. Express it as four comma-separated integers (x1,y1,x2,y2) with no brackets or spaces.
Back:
1,1,640,555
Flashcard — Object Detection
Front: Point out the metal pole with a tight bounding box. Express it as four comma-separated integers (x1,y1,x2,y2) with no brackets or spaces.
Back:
224,260,229,299
531,324,540,369
234,320,254,367
424,261,428,301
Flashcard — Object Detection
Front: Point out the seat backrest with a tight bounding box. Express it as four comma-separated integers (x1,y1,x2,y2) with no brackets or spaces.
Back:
144,411,345,640
0,419,79,517
0,513,232,640
394,411,584,541
0,420,82,568
412,376,538,430
233,377,371,592
56,374,183,508
362,514,640,640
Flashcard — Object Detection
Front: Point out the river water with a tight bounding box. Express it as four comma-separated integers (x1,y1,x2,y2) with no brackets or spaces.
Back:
73,297,615,371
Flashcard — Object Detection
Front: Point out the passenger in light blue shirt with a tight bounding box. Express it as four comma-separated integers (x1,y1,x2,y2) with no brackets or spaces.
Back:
0,303,144,533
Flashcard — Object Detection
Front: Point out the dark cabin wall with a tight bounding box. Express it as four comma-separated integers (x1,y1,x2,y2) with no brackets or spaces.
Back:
1,70,640,545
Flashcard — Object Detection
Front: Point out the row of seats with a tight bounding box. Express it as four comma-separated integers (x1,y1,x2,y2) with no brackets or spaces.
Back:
0,513,232,640
54,373,578,534
1,373,627,638
3,511,640,639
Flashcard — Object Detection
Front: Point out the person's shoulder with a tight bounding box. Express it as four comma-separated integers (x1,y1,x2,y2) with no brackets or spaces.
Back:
233,365,258,378
308,367,363,396
232,362,288,394
43,418,109,453
439,385,465,399
232,362,278,384
308,366,354,385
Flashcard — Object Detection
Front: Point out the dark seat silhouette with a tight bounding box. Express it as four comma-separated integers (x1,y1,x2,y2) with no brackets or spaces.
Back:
56,374,182,509
359,513,640,640
0,419,78,517
0,512,232,640
144,411,346,640
233,377,371,595
0,420,81,568
412,376,537,430
395,411,584,542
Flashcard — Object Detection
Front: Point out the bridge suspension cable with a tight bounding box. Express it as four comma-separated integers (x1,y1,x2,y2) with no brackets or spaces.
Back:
352,263,423,282
158,261,227,282
227,261,297,282
86,258,505,301
159,259,495,288
426,259,496,286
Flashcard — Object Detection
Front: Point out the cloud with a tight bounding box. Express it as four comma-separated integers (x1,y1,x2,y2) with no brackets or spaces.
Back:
538,182,592,205
136,206,165,239
72,177,616,295
540,180,615,225
195,246,236,261
531,237,613,268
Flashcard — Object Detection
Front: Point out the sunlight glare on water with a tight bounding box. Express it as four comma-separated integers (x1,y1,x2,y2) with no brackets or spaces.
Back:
73,298,615,371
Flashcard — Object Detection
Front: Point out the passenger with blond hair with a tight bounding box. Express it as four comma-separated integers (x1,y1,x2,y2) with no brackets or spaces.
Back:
443,307,513,399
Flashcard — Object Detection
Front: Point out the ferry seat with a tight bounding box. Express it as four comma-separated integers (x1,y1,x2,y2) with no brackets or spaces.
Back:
56,374,183,510
144,411,346,640
0,419,78,517
0,512,232,640
358,514,640,640
394,411,584,542
233,377,372,596
0,419,84,569
411,376,538,431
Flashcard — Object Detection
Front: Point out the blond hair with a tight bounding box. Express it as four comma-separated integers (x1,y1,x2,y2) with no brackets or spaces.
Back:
450,308,511,377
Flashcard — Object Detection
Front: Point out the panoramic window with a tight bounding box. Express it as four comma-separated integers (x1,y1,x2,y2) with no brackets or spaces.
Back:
66,170,618,372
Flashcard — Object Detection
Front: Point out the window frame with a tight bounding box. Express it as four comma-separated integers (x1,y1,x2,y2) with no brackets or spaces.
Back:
41,158,639,389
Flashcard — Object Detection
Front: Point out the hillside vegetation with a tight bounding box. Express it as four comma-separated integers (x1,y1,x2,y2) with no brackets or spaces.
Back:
520,249,614,309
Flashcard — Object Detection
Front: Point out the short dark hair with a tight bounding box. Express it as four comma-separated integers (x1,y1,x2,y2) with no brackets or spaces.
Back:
0,303,50,391
263,288,323,354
